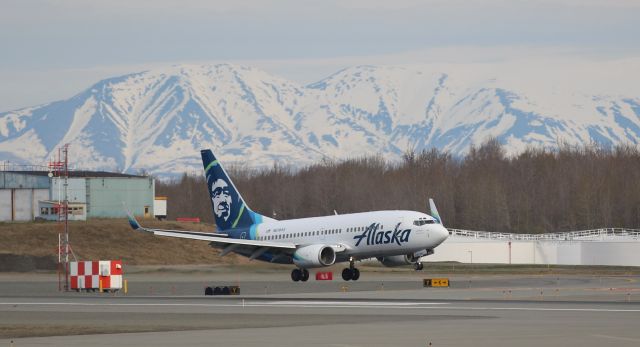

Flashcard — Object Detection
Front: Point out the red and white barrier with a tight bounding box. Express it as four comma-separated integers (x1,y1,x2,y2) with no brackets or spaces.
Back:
69,260,123,291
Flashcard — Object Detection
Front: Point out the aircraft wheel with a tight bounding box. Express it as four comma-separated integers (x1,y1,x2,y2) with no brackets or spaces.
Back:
352,268,360,281
414,262,424,271
342,268,353,281
301,269,310,282
291,268,302,282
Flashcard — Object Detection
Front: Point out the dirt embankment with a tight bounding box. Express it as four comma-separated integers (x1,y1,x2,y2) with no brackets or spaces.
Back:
0,219,250,271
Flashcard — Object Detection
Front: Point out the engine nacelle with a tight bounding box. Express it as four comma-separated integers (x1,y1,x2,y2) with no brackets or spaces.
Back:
377,253,417,267
377,249,436,267
293,245,336,268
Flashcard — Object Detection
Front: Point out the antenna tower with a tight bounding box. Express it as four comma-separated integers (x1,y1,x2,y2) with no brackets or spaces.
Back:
50,144,76,291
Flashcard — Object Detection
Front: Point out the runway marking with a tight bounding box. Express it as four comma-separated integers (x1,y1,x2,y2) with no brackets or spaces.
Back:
592,334,640,342
2,301,640,312
268,301,448,306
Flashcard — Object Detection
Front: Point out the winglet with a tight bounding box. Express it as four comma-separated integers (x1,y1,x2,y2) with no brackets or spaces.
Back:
123,203,142,230
127,212,142,230
429,198,442,225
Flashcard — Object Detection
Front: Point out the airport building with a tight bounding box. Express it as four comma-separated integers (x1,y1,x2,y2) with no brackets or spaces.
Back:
0,172,50,221
424,228,640,267
0,171,155,221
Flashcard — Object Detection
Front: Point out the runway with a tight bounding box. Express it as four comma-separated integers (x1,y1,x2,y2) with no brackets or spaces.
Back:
1,272,640,346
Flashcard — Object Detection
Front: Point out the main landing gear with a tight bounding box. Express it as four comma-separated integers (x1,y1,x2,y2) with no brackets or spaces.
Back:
342,257,360,281
291,268,309,282
414,262,424,271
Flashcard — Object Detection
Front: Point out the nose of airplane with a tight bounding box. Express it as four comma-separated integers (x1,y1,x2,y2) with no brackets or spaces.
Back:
435,224,449,245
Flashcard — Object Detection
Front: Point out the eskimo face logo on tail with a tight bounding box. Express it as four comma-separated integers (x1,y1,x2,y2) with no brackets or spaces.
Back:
353,223,411,247
211,179,232,221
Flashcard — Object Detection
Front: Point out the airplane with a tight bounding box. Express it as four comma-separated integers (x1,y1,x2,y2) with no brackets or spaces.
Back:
127,149,449,282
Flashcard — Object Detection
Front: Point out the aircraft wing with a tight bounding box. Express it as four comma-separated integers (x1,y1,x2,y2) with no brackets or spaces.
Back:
127,213,297,253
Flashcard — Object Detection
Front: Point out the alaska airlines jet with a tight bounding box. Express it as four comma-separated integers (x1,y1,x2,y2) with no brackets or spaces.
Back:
128,149,449,282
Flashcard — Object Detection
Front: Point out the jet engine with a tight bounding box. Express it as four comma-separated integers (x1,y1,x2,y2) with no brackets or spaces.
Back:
377,254,414,267
377,251,427,267
293,245,336,268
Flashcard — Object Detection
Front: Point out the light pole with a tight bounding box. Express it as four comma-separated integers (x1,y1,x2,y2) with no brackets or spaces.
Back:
467,250,473,264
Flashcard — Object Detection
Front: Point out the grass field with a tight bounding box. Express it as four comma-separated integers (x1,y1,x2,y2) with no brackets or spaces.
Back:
0,218,251,270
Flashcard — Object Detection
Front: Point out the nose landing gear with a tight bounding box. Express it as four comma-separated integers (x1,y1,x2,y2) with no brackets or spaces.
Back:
341,257,360,281
291,268,310,282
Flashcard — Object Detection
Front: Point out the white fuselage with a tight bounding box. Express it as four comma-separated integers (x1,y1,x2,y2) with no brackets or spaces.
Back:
251,210,449,262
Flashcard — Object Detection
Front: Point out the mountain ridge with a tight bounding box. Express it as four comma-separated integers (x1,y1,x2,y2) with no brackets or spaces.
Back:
1,63,639,176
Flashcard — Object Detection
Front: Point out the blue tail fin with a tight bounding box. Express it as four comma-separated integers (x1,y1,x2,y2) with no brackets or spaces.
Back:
201,149,267,231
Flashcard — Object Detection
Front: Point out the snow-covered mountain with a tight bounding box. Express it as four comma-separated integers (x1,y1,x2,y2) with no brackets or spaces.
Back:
1,63,639,176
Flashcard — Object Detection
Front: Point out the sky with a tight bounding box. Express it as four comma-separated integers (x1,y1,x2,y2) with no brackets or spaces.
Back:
1,0,639,111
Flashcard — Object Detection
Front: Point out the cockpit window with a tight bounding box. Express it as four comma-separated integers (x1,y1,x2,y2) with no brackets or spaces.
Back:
413,219,436,226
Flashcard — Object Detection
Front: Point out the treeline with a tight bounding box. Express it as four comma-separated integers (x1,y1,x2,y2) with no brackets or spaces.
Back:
156,140,640,233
